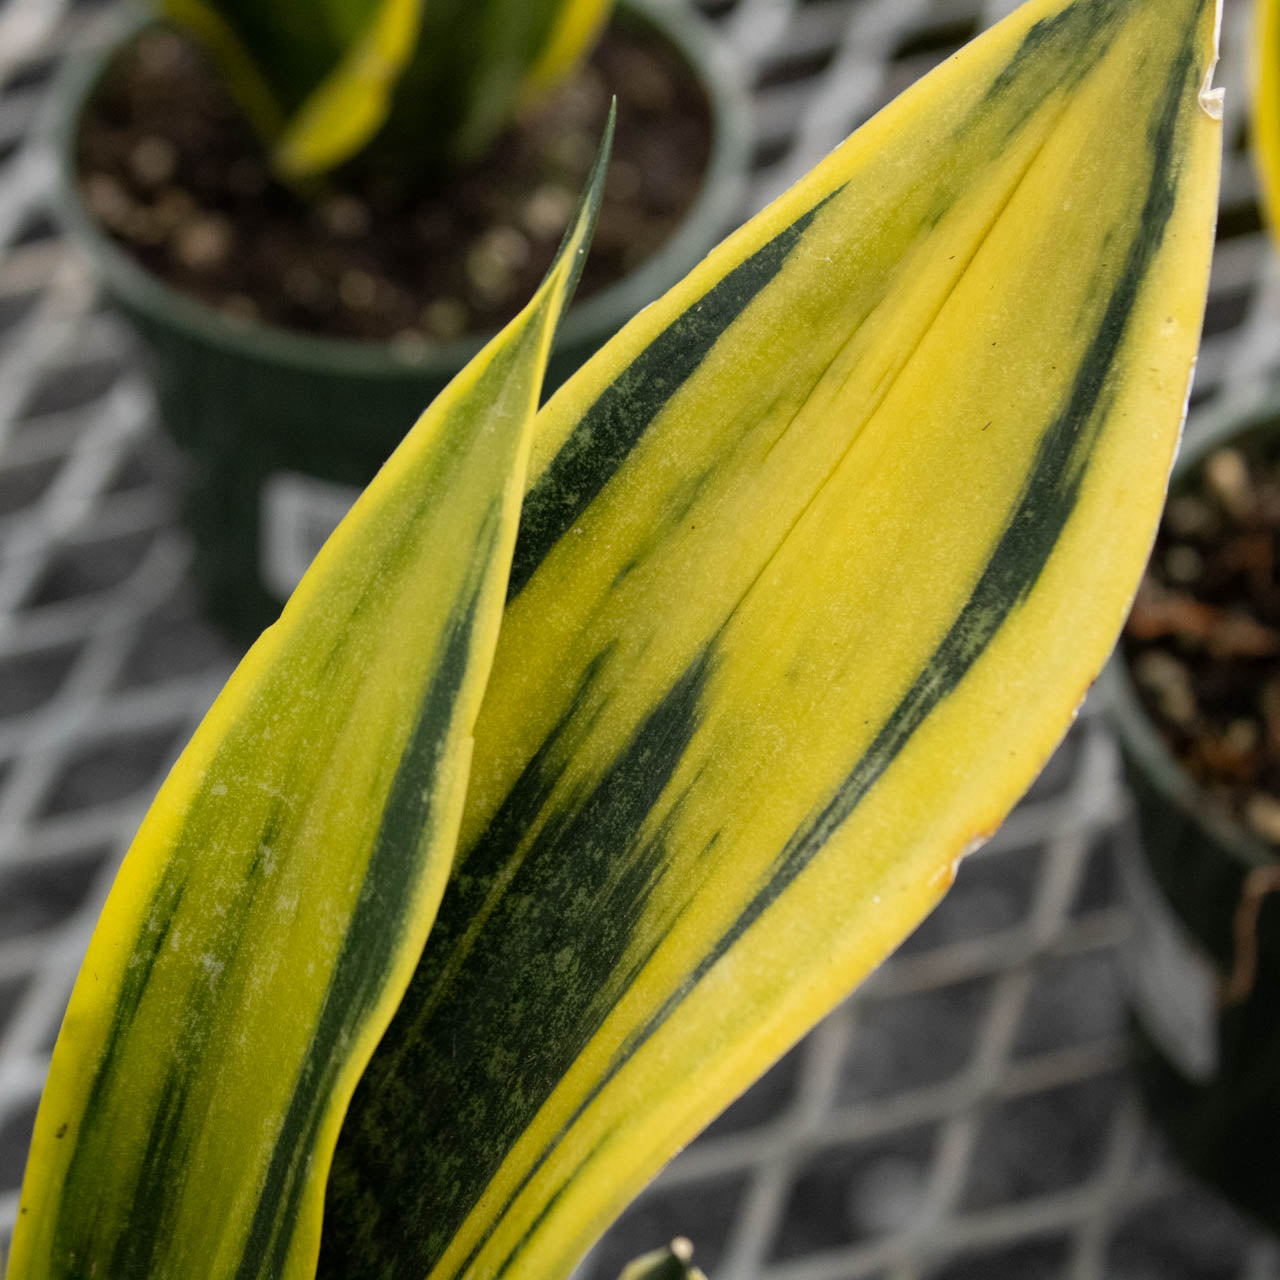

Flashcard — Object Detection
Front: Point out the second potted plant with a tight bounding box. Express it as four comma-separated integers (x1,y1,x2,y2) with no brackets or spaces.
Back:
1103,397,1280,1235
52,0,751,638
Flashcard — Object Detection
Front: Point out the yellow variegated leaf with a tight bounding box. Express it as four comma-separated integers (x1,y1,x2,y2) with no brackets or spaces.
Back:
319,1,1222,1277
522,0,613,99
1255,0,1280,237
7,123,611,1280
274,0,424,180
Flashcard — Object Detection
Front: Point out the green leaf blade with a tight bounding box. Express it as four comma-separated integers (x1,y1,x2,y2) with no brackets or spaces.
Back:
6,128,611,1280
156,0,346,134
319,0,1221,1277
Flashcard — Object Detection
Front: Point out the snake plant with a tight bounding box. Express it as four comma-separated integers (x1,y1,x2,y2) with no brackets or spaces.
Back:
8,0,1221,1275
155,0,614,182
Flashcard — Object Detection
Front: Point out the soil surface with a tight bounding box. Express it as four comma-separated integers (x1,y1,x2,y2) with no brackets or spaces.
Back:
76,20,713,345
1124,441,1280,845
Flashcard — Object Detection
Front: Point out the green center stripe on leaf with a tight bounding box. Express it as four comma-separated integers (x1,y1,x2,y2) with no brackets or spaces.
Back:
509,201,828,600
318,0,1221,1277
321,644,718,1270
240,548,496,1280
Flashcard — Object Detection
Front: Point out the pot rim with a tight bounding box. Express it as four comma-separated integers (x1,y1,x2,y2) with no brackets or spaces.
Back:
1101,389,1280,872
48,0,753,379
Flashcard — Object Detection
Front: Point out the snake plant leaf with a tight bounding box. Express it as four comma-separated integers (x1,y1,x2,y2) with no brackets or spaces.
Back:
160,0,613,180
274,0,424,180
6,122,611,1280
155,0,362,133
319,0,1222,1277
523,0,614,99
368,0,617,174
1255,0,1280,237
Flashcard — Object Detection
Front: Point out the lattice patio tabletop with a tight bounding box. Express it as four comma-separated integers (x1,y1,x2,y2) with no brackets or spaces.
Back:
1,0,1279,1277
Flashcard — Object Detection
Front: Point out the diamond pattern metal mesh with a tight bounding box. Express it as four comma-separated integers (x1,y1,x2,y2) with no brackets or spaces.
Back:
1,0,1278,1276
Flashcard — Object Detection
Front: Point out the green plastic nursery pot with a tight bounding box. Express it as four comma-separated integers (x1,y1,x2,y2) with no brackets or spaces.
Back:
1101,397,1280,1235
51,0,751,641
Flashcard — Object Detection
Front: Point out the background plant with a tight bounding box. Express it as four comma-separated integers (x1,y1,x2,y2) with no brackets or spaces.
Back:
153,0,614,185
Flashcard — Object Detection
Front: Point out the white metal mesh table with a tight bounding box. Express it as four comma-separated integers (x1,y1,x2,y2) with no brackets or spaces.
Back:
2,1,1279,1276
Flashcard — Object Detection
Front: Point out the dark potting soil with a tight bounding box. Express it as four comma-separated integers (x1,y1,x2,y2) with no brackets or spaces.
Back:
75,20,713,345
1123,443,1280,846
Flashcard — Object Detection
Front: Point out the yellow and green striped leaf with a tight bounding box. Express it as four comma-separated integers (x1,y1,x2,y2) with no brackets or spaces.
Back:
156,0,358,137
318,1,1222,1277
157,0,615,181
368,0,618,174
275,0,425,179
6,125,611,1280
522,0,614,99
273,0,615,179
155,0,434,179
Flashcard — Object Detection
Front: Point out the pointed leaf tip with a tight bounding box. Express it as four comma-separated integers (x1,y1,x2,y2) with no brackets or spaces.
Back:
537,101,614,332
